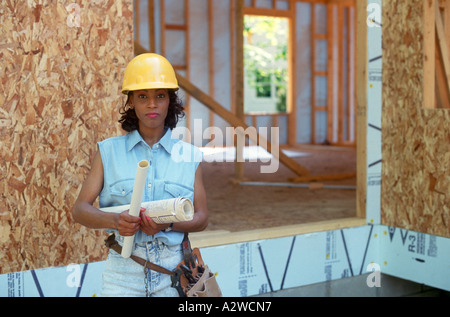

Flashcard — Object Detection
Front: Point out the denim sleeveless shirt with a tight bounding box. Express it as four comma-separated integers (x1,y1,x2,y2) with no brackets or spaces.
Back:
97,128,202,246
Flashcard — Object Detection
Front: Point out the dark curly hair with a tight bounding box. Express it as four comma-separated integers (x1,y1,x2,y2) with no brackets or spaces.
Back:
118,89,185,132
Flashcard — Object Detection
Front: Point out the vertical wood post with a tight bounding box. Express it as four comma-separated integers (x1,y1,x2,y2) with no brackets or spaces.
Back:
235,0,245,181
355,0,367,219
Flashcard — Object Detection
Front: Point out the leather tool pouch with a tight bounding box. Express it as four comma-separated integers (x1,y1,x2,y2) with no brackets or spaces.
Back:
104,233,222,297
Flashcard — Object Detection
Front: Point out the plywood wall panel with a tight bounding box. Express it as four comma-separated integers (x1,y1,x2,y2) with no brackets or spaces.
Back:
381,0,449,237
0,0,133,274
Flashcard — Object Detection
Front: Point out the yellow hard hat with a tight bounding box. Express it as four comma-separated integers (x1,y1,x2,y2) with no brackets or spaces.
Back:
121,53,179,94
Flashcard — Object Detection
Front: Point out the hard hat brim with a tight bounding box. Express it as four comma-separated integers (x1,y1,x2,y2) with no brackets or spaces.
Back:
122,82,179,95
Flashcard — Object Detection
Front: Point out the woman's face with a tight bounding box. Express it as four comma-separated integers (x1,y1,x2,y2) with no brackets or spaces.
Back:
130,89,169,131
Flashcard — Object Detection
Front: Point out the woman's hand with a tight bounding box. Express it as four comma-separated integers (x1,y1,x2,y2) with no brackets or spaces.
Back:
139,209,170,235
116,209,142,236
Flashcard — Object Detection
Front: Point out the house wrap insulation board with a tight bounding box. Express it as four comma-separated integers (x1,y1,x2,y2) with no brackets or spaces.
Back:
1,224,449,296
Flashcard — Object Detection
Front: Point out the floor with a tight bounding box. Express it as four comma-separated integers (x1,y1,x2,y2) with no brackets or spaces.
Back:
255,273,450,297
201,144,357,232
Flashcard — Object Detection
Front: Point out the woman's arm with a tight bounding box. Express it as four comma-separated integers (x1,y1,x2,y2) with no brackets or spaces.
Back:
139,162,209,234
71,150,141,236
174,162,209,232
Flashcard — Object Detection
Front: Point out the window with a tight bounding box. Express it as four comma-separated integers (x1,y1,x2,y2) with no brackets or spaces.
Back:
243,15,288,114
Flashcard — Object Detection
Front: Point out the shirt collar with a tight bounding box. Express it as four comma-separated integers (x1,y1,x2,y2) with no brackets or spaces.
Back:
158,128,174,154
126,128,174,154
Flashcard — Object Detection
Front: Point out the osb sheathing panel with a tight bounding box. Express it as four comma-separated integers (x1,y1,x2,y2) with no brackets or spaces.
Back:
0,1,133,274
382,0,449,237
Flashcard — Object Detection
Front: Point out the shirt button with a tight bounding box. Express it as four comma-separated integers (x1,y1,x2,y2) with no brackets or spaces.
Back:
122,190,125,195
147,184,152,188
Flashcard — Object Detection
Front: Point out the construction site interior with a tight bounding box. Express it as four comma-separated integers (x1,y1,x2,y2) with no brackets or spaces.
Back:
202,145,356,233
1,0,449,297
133,0,361,236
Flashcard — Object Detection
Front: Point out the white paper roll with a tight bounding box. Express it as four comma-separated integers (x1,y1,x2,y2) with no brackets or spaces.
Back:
121,160,149,258
100,197,194,224
143,197,194,224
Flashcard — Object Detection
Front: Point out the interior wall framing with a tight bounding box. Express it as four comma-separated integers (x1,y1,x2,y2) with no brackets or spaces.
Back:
135,0,357,147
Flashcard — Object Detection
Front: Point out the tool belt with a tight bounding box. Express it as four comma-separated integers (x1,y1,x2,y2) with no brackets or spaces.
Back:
104,233,222,297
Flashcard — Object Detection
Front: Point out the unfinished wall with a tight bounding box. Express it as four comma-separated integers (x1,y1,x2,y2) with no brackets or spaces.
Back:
381,0,449,237
0,0,133,274
139,0,355,147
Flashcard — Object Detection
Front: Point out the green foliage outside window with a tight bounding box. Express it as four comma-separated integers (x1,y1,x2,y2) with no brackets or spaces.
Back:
244,15,288,113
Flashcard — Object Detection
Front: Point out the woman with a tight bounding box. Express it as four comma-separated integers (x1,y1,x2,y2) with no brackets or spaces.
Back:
72,53,208,296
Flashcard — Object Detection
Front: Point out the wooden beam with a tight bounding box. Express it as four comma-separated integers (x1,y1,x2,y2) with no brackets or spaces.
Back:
290,172,356,183
185,0,191,132
176,72,311,177
337,3,344,144
327,4,336,144
355,0,367,219
134,41,146,55
311,2,317,144
148,0,155,52
435,0,450,107
235,0,245,180
424,0,436,108
445,0,450,55
190,217,366,248
435,35,450,107
208,0,215,137
135,0,140,52
288,0,297,146
326,0,354,5
346,6,352,143
243,7,293,18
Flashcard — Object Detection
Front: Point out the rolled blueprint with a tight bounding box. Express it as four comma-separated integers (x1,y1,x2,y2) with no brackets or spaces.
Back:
121,160,149,258
100,197,194,224
143,197,193,224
